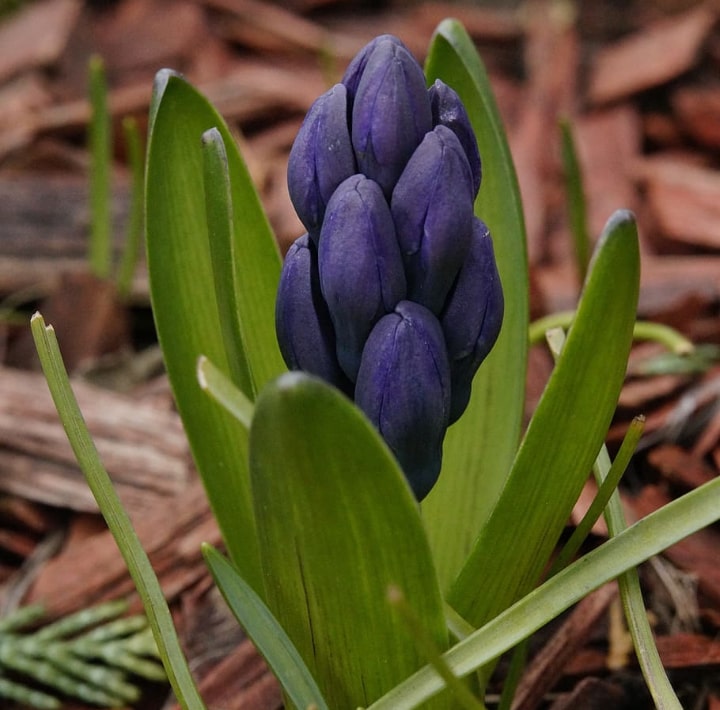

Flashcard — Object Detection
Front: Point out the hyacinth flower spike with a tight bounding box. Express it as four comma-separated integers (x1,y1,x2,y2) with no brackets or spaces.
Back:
277,33,504,500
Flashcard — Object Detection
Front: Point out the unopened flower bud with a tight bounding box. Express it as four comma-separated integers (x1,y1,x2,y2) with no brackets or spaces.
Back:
318,174,406,381
275,234,351,393
347,36,432,196
287,84,356,237
355,301,451,500
441,219,504,423
391,125,474,314
428,79,482,197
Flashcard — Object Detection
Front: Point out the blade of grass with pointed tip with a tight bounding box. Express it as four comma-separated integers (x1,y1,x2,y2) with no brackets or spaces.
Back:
422,19,529,590
249,373,448,710
30,314,205,710
560,118,591,283
146,72,279,593
450,210,639,630
202,544,329,710
197,355,254,431
88,55,112,280
367,472,720,710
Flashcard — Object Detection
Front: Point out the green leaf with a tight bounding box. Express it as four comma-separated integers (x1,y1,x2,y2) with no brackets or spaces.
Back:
30,314,205,710
202,544,329,710
201,127,253,395
368,472,720,709
145,72,284,592
249,373,448,709
449,210,640,628
422,19,529,590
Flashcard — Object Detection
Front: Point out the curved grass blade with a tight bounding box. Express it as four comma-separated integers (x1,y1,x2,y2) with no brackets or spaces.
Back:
367,472,720,709
450,211,639,629
422,19,529,590
250,373,448,709
560,118,591,283
202,544,329,710
30,313,205,710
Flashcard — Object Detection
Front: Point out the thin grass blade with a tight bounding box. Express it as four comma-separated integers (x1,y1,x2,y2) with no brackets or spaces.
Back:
449,210,639,628
203,544,329,710
367,472,720,709
30,313,205,710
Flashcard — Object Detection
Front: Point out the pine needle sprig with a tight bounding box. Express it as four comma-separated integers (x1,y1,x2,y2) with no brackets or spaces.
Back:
0,600,166,709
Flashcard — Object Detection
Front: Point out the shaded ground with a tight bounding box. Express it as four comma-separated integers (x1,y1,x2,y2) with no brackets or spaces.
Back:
0,0,719,708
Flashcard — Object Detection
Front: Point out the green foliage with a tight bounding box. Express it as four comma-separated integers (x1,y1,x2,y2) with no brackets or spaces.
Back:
87,56,145,295
0,601,164,709
32,18,720,710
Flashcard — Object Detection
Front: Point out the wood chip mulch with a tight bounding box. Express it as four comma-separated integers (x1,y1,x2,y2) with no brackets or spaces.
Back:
0,0,719,708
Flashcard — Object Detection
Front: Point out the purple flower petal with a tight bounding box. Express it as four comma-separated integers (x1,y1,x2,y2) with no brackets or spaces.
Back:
318,175,406,381
428,79,482,196
355,301,451,500
441,219,504,423
287,84,356,237
391,125,475,314
275,233,352,393
349,37,432,196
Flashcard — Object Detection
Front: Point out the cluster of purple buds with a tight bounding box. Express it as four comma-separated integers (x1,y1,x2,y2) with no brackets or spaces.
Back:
276,35,503,501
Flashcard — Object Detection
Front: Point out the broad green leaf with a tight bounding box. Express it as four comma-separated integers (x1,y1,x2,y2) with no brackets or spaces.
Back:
368,472,720,709
249,373,448,709
422,19,529,590
146,72,281,592
202,545,329,710
30,314,205,710
449,210,639,627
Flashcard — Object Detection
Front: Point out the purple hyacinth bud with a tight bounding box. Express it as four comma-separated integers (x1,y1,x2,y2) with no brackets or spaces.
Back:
428,79,482,197
356,301,451,500
341,34,405,103
441,219,504,423
275,234,352,394
391,124,475,314
348,36,432,196
287,84,356,238
318,174,406,381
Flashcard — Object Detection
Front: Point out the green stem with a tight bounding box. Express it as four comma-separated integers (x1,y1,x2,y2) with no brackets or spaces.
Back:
529,311,694,354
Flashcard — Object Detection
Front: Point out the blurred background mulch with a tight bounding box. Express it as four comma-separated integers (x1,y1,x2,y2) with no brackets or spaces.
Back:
0,0,719,708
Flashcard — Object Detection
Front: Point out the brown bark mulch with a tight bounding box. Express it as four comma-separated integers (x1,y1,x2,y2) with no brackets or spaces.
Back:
0,0,719,708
